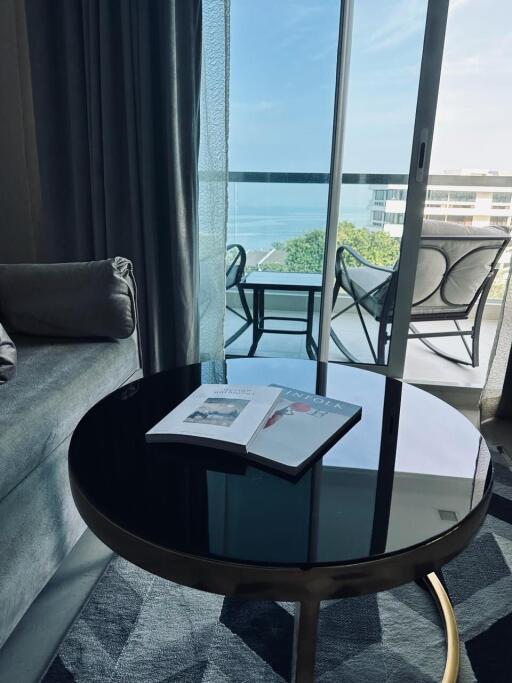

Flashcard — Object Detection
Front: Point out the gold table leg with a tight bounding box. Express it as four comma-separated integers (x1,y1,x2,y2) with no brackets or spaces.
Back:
290,573,459,683
425,572,460,683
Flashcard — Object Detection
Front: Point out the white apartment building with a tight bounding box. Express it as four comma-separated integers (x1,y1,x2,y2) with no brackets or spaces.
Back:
368,171,512,300
369,171,512,239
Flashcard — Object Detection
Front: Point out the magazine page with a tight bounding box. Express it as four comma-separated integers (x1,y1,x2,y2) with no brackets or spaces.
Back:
146,384,282,449
248,385,361,470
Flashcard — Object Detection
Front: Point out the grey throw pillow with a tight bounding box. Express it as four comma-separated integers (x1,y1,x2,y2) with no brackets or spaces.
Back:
0,323,16,384
0,257,137,339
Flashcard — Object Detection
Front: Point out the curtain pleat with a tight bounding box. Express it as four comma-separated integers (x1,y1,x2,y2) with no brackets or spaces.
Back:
25,0,202,374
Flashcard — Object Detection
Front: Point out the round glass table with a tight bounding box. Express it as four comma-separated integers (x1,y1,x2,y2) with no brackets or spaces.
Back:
69,359,492,683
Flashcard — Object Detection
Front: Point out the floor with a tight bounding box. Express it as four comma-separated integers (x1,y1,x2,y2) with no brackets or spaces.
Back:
0,530,112,683
225,307,498,389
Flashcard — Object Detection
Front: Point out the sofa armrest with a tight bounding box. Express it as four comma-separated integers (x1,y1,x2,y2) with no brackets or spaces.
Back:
0,258,137,339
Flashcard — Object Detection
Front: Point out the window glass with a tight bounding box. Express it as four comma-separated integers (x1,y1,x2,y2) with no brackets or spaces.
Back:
449,191,476,202
493,193,511,204
427,190,449,202
427,0,512,317
384,212,405,225
387,189,406,200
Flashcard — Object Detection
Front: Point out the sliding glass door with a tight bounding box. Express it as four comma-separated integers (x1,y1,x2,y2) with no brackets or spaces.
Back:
404,0,512,387
319,0,450,377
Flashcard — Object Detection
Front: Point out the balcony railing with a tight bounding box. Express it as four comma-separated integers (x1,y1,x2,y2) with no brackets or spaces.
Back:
227,171,512,187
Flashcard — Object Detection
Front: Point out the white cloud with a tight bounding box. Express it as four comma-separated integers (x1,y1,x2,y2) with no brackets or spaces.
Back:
364,0,426,53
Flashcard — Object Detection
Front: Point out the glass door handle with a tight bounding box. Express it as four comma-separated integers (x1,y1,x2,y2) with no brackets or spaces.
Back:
416,128,429,182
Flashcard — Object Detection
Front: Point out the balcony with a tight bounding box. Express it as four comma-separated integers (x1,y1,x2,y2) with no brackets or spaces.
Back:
224,172,511,390
225,291,499,389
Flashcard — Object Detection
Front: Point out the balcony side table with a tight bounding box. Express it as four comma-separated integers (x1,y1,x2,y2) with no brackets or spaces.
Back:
240,271,323,359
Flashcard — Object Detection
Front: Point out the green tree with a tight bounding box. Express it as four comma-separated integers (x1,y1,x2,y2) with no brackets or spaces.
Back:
284,229,325,272
247,262,288,274
280,222,400,273
337,221,400,268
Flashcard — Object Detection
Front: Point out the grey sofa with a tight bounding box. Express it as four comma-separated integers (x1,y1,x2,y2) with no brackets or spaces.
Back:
0,260,142,649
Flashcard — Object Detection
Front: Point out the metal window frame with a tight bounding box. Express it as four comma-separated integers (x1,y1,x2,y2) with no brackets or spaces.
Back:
317,0,353,364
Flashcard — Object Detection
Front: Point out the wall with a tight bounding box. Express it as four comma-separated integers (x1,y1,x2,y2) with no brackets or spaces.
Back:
0,0,41,263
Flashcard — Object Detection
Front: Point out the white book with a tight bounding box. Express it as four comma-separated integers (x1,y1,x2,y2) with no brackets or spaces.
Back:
145,384,281,451
146,384,362,475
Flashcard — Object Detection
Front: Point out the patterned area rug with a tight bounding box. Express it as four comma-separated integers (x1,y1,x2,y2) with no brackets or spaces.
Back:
43,447,512,682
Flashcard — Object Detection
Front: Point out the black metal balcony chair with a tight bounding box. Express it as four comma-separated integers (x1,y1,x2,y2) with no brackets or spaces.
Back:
331,220,510,367
224,243,253,349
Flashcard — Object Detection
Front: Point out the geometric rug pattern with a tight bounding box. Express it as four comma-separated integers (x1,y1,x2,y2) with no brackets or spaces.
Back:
42,446,512,682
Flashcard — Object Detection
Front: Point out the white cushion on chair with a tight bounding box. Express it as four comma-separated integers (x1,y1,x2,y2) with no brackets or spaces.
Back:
412,220,507,314
341,266,392,318
412,247,447,304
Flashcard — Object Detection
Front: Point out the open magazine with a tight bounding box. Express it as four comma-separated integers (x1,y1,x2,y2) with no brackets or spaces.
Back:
145,384,361,474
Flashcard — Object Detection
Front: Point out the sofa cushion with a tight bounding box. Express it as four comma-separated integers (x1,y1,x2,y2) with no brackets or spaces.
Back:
0,334,139,502
0,323,16,384
0,257,137,339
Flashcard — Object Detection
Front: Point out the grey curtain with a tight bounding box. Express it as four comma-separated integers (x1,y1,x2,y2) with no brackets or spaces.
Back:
25,0,202,374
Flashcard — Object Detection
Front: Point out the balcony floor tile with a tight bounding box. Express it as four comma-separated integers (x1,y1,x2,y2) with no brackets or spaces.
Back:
225,308,497,390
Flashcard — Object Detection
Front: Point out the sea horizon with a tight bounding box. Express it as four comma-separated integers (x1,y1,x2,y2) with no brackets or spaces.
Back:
227,183,373,251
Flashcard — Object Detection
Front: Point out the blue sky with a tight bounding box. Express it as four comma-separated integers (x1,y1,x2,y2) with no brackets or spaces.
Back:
229,0,512,175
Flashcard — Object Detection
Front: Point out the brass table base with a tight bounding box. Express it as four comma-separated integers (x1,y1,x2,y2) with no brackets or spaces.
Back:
291,572,459,683
425,572,460,683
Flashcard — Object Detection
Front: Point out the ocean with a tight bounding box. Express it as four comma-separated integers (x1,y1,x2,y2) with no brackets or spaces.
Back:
227,183,373,252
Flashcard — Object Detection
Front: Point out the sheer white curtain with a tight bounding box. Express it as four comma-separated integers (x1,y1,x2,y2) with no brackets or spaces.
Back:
481,270,512,422
198,0,230,360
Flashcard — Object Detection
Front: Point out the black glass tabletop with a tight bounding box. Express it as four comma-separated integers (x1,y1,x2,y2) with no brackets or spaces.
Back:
69,359,492,569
